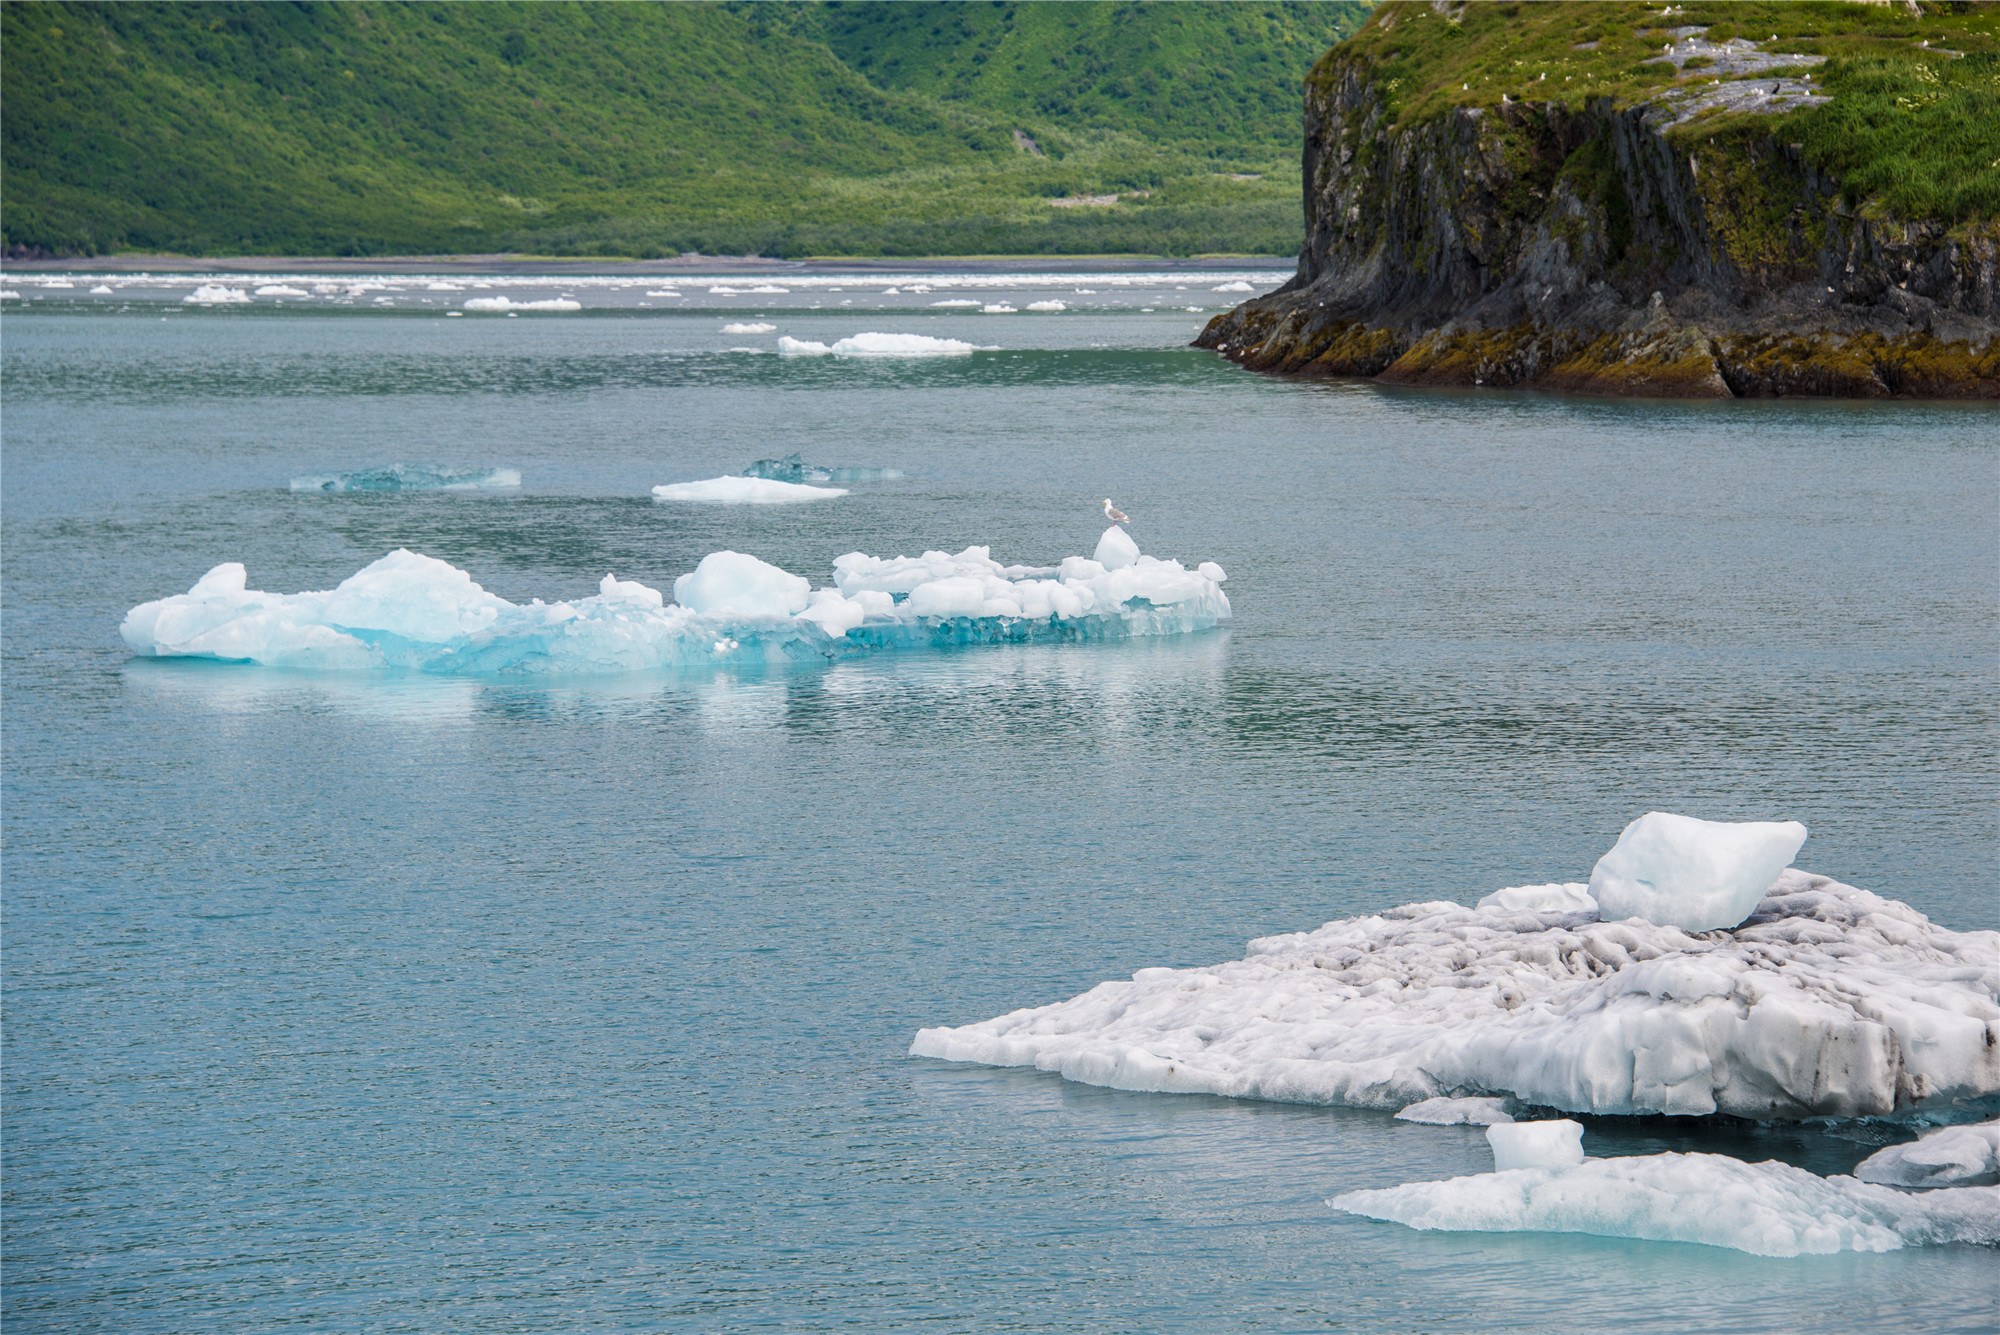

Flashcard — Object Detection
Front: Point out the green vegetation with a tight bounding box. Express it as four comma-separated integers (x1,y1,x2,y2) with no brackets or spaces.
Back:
1333,1,2000,223
1,0,1367,258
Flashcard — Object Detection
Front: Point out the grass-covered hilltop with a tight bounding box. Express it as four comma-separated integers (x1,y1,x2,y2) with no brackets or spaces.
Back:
2,0,1367,260
1198,0,2000,397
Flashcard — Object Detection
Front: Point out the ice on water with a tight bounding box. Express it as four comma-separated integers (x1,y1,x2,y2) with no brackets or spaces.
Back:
1856,1121,2000,1189
651,476,848,504
120,528,1230,674
741,452,905,485
1394,1096,1516,1126
910,866,2000,1121
461,296,581,313
1332,1149,2000,1257
1486,1120,1585,1170
290,465,521,493
777,332,991,357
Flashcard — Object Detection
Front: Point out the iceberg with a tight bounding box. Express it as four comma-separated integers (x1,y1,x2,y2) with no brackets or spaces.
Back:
1589,812,1808,932
120,536,1231,676
776,332,990,357
650,476,847,504
461,296,581,312
741,452,904,485
1855,1121,2000,1189
289,465,521,493
910,868,2000,1121
1331,1152,2000,1257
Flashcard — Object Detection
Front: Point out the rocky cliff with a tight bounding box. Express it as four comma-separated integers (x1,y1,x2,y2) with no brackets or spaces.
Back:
1198,7,1999,398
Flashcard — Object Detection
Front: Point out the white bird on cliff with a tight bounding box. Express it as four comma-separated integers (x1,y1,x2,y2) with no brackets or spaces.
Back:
1101,499,1130,525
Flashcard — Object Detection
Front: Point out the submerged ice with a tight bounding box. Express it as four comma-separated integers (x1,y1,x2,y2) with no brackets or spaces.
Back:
910,869,2000,1121
120,528,1230,675
289,465,521,493
742,452,905,485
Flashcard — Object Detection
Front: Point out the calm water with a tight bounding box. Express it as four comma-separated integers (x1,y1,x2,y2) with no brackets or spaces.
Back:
4,275,1996,1332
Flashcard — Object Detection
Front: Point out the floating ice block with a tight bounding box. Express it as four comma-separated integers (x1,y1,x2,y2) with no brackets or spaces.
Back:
1588,812,1807,932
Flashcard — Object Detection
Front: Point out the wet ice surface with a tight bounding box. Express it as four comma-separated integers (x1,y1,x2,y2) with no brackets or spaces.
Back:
4,290,1997,1331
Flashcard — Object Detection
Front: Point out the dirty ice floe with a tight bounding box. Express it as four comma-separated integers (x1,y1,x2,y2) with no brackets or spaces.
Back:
777,332,990,357
651,476,847,504
1856,1121,2000,1188
743,452,903,485
1332,1150,2000,1257
120,528,1230,674
910,869,2000,1121
290,465,521,493
462,296,581,312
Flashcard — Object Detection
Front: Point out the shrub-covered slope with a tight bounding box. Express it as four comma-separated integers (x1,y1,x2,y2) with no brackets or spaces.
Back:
1,0,1366,258
1199,0,2000,398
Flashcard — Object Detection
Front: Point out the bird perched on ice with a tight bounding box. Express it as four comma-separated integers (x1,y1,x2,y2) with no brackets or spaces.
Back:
1101,499,1130,524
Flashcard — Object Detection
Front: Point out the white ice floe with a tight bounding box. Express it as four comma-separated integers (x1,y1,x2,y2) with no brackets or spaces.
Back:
645,289,683,298
981,303,1017,314
708,284,790,295
1856,1121,2000,1188
910,868,2000,1121
776,332,990,357
290,465,520,493
1025,300,1066,312
255,284,310,297
722,322,777,334
122,531,1230,675
650,476,848,504
929,299,983,308
1395,1096,1516,1126
1331,1151,2000,1257
1590,812,1808,932
1,290,23,299
89,284,115,295
1213,281,1256,292
1487,1120,1585,1170
425,281,463,291
184,285,251,305
462,296,582,312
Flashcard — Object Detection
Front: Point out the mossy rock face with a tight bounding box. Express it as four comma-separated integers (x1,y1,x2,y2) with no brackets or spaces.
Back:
1197,0,2000,400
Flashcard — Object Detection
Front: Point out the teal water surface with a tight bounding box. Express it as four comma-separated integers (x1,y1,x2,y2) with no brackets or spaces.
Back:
4,278,1996,1332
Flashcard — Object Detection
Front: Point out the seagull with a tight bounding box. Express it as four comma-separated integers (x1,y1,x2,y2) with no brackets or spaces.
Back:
1101,499,1130,525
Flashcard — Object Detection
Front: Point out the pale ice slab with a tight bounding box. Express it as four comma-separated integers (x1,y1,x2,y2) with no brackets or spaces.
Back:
1590,812,1807,931
1477,883,1595,914
722,322,776,334
121,535,1230,676
1093,525,1140,571
1026,300,1066,312
1395,1096,1515,1126
910,870,2000,1120
651,477,848,504
777,332,990,357
255,284,310,297
184,285,250,305
290,465,520,493
1488,1120,1584,1170
1856,1121,2000,1188
1331,1152,2000,1257
462,296,581,312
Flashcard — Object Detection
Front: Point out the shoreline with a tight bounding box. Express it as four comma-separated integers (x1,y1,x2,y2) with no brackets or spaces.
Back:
0,253,1292,277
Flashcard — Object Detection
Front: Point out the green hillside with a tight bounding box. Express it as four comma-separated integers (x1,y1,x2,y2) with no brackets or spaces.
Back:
1,0,1368,259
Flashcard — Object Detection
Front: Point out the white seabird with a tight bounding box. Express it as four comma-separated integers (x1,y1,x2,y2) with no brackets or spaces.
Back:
1101,499,1130,524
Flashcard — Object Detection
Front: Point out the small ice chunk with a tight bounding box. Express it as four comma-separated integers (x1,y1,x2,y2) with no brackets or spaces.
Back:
1213,281,1255,292
1477,882,1596,914
183,284,250,304
778,332,989,357
981,303,1016,314
1855,1122,2000,1189
722,322,776,334
1332,1151,2000,1257
598,573,664,610
89,284,115,294
1487,1120,1584,1170
929,299,982,308
1025,300,1065,312
255,284,309,297
1396,1097,1516,1125
795,588,865,639
1590,812,1808,932
1093,525,1139,571
651,476,846,504
462,296,581,312
1197,561,1227,583
672,552,810,619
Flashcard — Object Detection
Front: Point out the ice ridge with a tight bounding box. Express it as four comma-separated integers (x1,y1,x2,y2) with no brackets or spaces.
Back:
1331,1152,2000,1257
120,532,1230,675
910,870,2000,1122
289,465,521,493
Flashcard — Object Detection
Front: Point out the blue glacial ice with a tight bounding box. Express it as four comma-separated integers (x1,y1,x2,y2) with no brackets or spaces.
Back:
290,465,521,493
119,530,1231,675
742,452,905,485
